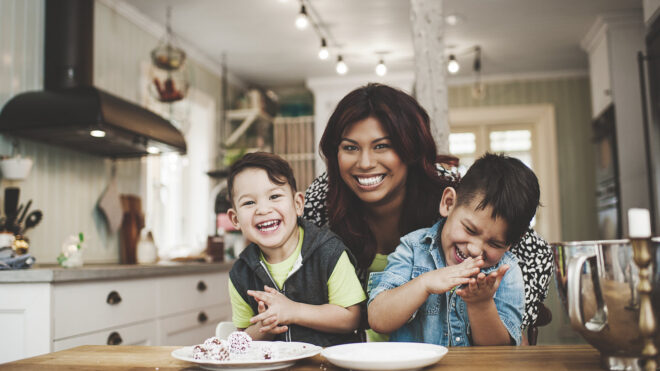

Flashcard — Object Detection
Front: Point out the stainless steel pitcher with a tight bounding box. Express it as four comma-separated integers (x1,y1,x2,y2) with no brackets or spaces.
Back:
552,239,660,370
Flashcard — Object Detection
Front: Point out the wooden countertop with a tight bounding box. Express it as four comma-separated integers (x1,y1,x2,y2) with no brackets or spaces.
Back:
0,344,603,370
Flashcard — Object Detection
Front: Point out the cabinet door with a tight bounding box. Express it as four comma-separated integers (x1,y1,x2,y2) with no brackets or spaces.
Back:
52,321,157,351
159,304,230,346
0,283,52,363
589,34,613,117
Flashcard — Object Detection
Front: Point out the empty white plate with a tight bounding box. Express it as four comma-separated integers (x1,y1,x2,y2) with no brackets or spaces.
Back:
321,342,448,371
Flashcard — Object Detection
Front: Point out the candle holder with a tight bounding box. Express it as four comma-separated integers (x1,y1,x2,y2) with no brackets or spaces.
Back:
632,236,658,371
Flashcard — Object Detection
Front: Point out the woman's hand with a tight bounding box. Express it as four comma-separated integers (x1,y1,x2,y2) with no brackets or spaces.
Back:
248,286,299,333
456,264,509,304
422,257,483,295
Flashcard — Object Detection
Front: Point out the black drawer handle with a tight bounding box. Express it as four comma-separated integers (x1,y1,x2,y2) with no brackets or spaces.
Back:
106,291,122,305
198,311,208,323
197,281,207,292
107,332,123,345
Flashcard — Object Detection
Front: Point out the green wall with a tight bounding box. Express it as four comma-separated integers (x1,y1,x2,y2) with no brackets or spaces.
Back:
449,77,598,242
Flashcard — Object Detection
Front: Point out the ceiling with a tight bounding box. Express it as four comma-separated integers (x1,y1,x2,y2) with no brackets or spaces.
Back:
124,0,643,87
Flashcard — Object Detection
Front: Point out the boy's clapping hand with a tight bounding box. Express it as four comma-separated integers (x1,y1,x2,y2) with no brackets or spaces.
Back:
423,256,484,295
248,286,297,333
456,264,509,304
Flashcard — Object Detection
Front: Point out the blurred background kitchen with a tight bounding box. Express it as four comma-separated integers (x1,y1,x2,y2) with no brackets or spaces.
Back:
0,0,658,351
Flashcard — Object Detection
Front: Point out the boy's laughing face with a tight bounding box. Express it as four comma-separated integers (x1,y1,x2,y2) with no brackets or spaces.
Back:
227,168,304,262
438,187,510,268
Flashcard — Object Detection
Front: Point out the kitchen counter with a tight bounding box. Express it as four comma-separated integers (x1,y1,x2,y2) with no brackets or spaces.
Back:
0,344,604,370
0,261,233,283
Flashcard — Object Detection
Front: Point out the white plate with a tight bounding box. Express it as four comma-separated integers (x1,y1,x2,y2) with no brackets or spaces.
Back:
321,342,448,371
171,341,321,371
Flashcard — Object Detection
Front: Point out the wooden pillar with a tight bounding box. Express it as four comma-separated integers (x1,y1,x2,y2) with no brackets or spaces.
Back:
410,0,449,154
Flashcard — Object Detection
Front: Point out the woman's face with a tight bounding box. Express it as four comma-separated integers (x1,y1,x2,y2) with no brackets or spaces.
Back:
337,117,408,207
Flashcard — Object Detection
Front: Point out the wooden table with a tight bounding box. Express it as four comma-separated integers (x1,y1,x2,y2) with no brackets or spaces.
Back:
0,344,603,370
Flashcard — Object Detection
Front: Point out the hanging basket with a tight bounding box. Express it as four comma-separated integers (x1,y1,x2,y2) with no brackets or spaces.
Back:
148,67,190,103
151,42,186,71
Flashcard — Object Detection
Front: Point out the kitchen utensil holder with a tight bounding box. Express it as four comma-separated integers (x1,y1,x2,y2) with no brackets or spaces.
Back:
632,236,658,371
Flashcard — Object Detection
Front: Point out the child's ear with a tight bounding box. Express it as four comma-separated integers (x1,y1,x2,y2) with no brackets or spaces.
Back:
226,208,241,230
439,187,457,217
293,191,304,216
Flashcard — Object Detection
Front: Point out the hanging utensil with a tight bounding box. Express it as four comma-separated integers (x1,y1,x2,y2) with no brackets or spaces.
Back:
21,210,42,235
16,199,31,225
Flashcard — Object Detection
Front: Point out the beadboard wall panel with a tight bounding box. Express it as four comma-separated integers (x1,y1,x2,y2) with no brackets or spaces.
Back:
0,0,227,263
449,77,597,241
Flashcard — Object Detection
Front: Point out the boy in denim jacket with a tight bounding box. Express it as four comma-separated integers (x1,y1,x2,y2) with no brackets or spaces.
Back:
367,153,540,346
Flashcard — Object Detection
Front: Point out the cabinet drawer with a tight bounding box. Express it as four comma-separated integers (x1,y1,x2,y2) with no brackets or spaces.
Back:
53,278,157,340
53,320,157,351
158,272,228,316
159,304,230,346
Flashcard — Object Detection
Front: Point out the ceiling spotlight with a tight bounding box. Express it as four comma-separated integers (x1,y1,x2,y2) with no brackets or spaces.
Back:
445,13,465,26
90,129,106,138
447,54,460,74
295,5,309,30
375,59,387,76
147,146,160,154
336,55,348,75
318,38,329,60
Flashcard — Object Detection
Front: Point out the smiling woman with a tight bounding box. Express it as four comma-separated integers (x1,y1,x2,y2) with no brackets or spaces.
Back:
303,83,553,338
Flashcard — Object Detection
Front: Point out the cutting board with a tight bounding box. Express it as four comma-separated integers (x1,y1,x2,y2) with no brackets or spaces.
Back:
120,195,144,264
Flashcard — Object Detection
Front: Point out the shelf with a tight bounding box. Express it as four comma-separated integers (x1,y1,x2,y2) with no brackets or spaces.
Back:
224,108,272,147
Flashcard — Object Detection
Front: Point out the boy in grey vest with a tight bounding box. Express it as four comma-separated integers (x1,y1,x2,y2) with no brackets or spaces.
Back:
226,152,365,346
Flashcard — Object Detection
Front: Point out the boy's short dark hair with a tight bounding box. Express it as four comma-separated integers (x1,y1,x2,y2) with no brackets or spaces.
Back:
456,153,540,246
227,152,297,206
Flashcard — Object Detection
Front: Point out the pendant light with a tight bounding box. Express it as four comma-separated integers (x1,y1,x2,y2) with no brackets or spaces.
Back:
375,59,387,76
336,55,348,75
318,38,329,60
295,4,309,30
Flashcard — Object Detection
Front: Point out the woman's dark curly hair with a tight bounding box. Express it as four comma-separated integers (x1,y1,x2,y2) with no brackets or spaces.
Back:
319,83,453,269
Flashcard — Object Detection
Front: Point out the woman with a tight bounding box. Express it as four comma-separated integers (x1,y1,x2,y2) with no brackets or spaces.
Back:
303,83,553,331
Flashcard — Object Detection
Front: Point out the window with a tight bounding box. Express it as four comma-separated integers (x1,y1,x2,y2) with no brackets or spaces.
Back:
449,124,537,227
142,88,217,259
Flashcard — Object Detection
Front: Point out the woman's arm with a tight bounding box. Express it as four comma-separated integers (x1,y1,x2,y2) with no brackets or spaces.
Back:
303,172,329,227
510,228,553,328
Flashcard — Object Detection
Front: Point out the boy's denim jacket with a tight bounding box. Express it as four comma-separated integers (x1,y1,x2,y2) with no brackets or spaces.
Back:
367,218,525,346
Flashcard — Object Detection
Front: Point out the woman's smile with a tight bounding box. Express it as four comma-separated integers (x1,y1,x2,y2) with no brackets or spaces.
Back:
355,174,386,189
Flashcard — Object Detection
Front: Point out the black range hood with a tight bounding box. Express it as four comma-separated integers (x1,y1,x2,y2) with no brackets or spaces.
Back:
0,0,186,157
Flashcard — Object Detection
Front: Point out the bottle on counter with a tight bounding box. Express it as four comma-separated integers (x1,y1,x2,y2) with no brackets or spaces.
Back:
137,230,158,264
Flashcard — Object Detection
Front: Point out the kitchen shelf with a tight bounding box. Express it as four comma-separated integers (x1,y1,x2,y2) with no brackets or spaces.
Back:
224,108,272,148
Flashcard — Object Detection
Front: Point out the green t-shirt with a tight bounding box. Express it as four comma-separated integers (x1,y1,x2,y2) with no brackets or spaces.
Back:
229,227,366,329
367,253,391,342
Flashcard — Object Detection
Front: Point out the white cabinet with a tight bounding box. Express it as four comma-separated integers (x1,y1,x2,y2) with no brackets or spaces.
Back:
586,34,612,117
0,267,231,364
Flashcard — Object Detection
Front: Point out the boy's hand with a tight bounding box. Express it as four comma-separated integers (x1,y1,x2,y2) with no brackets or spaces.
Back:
423,257,484,295
456,264,509,304
248,286,298,333
251,299,288,335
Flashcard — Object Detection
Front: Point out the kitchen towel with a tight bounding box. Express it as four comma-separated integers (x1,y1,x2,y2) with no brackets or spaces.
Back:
98,178,122,233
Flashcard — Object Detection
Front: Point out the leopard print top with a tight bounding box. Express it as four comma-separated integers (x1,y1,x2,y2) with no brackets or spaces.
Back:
302,169,553,329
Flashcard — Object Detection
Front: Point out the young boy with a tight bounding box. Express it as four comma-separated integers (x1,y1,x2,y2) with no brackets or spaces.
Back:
226,152,365,347
367,153,540,346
